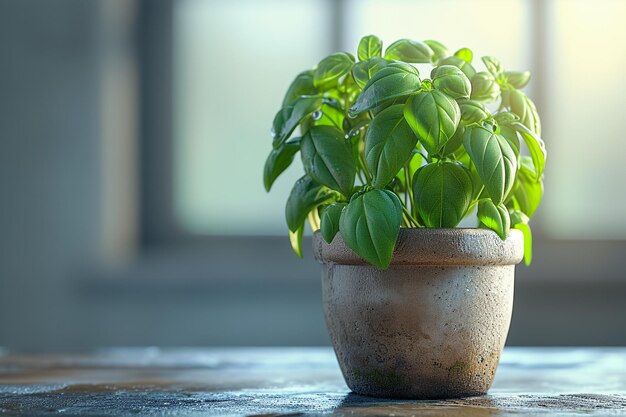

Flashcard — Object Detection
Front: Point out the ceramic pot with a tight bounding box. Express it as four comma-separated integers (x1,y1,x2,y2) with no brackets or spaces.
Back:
313,228,524,399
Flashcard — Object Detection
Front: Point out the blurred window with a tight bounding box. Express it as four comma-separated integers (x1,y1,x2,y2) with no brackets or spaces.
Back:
541,0,626,239
173,0,626,239
173,0,331,235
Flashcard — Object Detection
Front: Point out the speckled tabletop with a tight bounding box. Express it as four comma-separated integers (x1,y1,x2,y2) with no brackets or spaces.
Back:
0,347,624,416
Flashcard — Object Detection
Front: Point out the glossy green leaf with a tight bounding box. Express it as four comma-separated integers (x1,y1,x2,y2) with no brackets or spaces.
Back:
471,72,501,102
493,111,519,126
272,96,322,147
285,176,333,232
510,210,532,265
371,95,408,116
313,52,355,88
455,148,484,200
339,189,402,269
364,105,417,188
413,162,473,228
505,71,531,89
509,121,546,180
301,126,356,197
477,199,510,240
314,102,345,130
263,138,300,191
351,57,388,89
282,71,318,107
499,125,521,157
482,56,504,77
454,47,473,63
437,56,476,79
384,39,434,63
459,100,490,124
404,89,461,155
508,89,542,135
289,223,304,257
357,35,383,61
320,203,346,243
349,62,421,116
424,40,449,63
463,126,517,204
442,126,465,156
431,65,472,100
512,158,544,217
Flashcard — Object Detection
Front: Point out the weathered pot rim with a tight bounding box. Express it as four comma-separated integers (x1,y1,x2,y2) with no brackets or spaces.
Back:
313,228,524,266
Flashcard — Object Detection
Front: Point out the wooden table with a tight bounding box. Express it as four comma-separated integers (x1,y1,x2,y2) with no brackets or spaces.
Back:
0,348,624,416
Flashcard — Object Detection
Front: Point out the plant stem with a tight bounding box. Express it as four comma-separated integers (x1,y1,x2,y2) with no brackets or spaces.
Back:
307,209,320,231
402,206,419,228
404,162,415,215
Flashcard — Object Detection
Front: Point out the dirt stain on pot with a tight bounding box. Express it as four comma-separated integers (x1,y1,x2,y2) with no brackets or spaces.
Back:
353,368,405,391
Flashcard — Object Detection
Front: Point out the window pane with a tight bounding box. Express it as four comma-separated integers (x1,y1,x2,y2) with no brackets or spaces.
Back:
174,0,331,235
174,0,626,239
541,0,626,239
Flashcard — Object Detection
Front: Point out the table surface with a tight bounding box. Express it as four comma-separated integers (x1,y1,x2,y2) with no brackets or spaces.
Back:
0,348,624,416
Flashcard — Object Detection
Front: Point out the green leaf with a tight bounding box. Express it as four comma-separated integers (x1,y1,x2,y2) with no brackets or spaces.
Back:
357,35,383,61
459,100,490,125
482,56,504,77
364,104,417,188
505,71,531,89
509,210,532,265
477,199,510,240
282,71,318,107
384,39,434,63
512,158,544,217
438,56,476,79
493,111,519,126
339,189,402,269
301,126,356,197
424,40,449,63
285,176,333,232
463,126,517,205
454,47,473,63
412,162,473,228
509,121,546,180
272,96,322,147
320,203,346,243
314,102,345,129
455,148,484,200
508,89,542,135
404,89,461,155
349,62,421,116
470,72,501,102
351,57,388,89
289,223,304,257
313,52,355,88
499,125,521,157
263,138,300,191
442,127,464,156
431,65,472,100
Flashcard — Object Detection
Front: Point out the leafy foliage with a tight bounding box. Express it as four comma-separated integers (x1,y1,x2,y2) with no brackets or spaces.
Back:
265,36,547,268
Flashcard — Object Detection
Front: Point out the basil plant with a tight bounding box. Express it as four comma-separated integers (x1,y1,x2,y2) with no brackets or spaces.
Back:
264,35,546,269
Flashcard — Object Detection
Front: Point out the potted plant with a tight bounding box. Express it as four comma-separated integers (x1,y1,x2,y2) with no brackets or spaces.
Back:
264,35,546,399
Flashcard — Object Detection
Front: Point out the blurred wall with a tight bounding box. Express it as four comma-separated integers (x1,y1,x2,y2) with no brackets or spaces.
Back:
0,0,624,350
0,0,106,348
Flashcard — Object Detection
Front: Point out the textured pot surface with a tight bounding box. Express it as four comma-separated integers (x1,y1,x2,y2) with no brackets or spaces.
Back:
313,228,524,399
